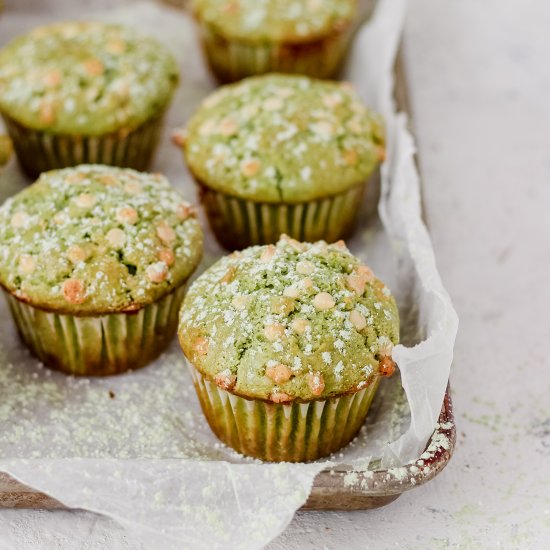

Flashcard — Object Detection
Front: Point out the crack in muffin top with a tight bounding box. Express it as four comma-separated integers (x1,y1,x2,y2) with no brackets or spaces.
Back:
0,165,203,314
180,74,385,203
192,0,357,42
0,22,179,135
179,236,399,402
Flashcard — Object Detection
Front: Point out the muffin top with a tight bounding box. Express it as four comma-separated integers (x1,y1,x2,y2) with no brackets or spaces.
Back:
0,22,179,135
179,236,399,403
192,0,357,42
180,74,385,203
0,165,203,314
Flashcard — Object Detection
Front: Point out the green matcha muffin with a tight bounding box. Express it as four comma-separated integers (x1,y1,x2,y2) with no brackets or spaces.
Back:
0,164,203,376
179,236,399,462
192,0,357,82
0,22,179,178
174,74,384,249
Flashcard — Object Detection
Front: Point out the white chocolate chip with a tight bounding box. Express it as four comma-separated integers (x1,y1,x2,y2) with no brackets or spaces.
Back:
215,371,236,390
10,212,28,228
84,58,104,76
124,182,141,195
280,234,304,252
265,363,292,384
343,149,358,166
379,356,396,377
270,296,295,316
74,193,97,209
260,245,276,263
346,274,366,295
357,265,375,282
67,245,87,264
193,336,209,357
106,39,125,55
158,248,175,266
310,120,335,138
218,117,238,136
270,391,293,403
302,278,314,290
171,128,187,146
313,292,335,310
296,260,314,275
322,93,343,108
264,324,286,341
62,278,86,304
176,203,195,220
43,69,62,87
346,266,375,295
106,228,126,248
332,240,348,250
199,119,216,136
98,174,118,186
275,87,294,98
378,336,394,357
240,158,262,177
116,207,138,225
264,97,284,111
18,254,35,275
65,172,85,185
350,309,367,331
53,212,67,225
219,266,236,284
39,101,56,124
241,104,259,119
232,295,249,310
156,222,176,245
307,371,325,396
291,318,310,335
146,261,168,283
347,117,363,134
283,285,300,298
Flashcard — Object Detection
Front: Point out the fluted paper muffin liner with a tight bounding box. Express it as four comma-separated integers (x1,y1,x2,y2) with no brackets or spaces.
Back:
188,361,381,462
3,283,187,377
197,180,367,250
197,22,352,83
2,112,165,178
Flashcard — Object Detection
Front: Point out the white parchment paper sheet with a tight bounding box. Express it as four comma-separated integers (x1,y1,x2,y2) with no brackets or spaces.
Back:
0,0,458,548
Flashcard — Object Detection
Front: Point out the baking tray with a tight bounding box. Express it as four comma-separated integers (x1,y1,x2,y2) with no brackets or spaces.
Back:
0,4,456,512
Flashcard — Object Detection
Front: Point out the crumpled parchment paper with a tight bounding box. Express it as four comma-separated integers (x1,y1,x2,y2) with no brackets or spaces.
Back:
0,0,458,548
